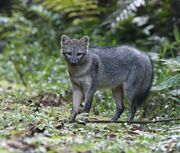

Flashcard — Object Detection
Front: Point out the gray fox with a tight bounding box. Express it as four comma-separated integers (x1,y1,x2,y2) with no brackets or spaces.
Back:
60,34,153,122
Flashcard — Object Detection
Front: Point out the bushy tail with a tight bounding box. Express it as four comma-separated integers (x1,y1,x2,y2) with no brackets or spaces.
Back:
137,57,154,106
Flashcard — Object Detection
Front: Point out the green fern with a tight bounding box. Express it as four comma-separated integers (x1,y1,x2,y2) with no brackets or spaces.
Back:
103,0,146,28
41,0,99,18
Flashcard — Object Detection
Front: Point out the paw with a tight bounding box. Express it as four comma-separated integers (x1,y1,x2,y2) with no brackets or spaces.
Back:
68,119,75,123
126,118,133,125
69,115,76,123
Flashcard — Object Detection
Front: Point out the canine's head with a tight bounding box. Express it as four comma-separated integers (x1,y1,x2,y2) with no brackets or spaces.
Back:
60,35,89,66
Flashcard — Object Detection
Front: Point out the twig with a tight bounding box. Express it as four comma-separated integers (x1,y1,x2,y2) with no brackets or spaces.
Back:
87,117,180,124
9,56,27,87
58,117,180,124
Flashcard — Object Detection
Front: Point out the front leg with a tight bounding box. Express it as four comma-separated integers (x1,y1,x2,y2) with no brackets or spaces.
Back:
80,88,96,122
69,85,83,122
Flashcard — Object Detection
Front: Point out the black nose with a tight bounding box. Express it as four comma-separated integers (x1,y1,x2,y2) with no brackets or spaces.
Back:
70,60,77,65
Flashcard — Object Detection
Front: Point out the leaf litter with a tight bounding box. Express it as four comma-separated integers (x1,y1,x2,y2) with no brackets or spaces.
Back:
0,88,179,153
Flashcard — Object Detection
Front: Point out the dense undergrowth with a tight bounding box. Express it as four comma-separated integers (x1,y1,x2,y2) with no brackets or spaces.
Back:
0,0,179,152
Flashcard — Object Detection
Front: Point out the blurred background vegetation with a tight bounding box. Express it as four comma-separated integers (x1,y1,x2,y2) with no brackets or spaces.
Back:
0,0,179,118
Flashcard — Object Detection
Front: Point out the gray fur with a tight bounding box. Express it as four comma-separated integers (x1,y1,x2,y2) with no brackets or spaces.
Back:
60,35,153,122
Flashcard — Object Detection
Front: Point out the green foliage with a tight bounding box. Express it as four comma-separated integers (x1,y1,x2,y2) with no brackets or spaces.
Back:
0,0,180,152
42,0,99,17
161,25,180,58
0,0,179,121
153,57,180,91
0,0,179,119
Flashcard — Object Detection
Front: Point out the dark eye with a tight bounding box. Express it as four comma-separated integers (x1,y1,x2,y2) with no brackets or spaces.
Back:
66,52,72,56
77,53,82,56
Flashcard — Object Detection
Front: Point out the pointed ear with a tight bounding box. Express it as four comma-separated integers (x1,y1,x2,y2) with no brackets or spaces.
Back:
79,36,89,47
61,34,71,47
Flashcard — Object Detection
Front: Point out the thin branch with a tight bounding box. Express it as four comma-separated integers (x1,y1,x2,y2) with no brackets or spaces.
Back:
87,117,180,124
9,56,27,87
58,117,180,124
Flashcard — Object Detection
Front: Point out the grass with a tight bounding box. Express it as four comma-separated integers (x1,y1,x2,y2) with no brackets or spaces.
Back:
0,50,179,153
0,1,179,152
0,83,179,153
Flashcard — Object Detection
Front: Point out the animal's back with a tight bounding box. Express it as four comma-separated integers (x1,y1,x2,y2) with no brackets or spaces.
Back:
90,45,148,61
89,45,152,91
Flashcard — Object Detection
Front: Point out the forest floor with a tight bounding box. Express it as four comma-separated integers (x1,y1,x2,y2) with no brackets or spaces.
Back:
0,84,179,153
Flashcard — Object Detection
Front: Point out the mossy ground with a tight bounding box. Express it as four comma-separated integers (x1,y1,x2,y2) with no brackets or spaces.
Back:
0,85,179,153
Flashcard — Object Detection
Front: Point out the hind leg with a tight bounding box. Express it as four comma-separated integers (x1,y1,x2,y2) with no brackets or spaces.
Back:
127,97,137,122
125,63,147,122
111,86,124,121
124,84,138,122
124,65,144,121
124,78,141,122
